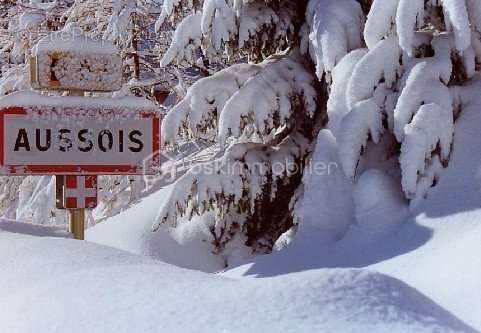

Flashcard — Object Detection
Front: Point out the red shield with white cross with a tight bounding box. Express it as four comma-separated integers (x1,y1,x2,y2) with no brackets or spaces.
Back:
63,176,98,209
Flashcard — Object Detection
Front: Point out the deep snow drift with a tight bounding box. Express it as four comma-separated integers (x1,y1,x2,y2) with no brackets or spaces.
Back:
224,77,481,330
0,228,476,333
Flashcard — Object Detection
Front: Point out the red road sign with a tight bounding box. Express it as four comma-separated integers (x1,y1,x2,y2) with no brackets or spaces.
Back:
63,175,98,209
0,92,161,175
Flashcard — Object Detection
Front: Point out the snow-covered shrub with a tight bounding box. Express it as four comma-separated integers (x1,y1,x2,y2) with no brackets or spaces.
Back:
95,175,146,219
0,177,24,219
15,176,67,225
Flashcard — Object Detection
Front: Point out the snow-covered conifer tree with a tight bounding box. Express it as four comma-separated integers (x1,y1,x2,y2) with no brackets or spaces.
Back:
155,0,481,261
154,0,334,256
337,0,481,205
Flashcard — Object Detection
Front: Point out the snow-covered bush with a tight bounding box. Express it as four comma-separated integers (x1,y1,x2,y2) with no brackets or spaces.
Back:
155,134,312,253
95,175,146,220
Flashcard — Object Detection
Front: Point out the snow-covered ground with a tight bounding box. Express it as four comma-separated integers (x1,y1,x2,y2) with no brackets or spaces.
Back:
86,184,225,272
3,1,481,331
0,227,477,333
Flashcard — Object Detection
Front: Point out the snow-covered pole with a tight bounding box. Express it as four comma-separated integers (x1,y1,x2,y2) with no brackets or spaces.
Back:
69,209,85,240
68,90,87,240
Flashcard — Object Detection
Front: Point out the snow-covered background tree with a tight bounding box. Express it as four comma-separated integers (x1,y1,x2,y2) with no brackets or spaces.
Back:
0,0,70,222
153,0,481,261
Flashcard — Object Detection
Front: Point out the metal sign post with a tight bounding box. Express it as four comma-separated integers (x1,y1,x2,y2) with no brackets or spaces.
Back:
69,209,85,240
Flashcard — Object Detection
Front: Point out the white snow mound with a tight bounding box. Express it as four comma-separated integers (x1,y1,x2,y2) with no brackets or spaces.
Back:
0,230,475,333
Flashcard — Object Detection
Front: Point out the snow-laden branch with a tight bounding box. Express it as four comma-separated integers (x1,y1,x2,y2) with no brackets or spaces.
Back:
160,13,204,67
346,36,402,109
218,54,317,146
237,1,296,61
159,0,297,66
161,52,318,148
400,103,453,199
103,0,138,42
154,134,309,232
161,63,261,146
365,0,477,56
301,0,364,80
155,0,193,30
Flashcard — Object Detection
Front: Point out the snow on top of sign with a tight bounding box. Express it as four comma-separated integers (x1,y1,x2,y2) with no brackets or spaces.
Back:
0,91,156,111
32,24,118,56
28,0,58,11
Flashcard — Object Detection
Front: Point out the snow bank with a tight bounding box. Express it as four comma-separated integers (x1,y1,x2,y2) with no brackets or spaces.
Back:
351,169,408,241
87,185,225,272
0,229,475,333
225,76,481,331
299,130,354,244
